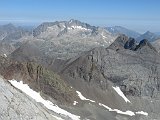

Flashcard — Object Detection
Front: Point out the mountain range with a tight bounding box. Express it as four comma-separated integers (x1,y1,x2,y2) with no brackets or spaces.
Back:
0,19,160,120
0,19,117,60
106,26,141,38
0,23,31,55
0,20,160,59
106,26,160,42
137,31,160,42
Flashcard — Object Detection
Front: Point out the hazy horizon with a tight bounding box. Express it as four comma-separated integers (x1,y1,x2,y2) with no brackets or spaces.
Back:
0,0,160,33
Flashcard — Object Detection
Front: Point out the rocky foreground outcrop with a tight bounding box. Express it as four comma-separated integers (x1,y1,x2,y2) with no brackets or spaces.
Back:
0,76,59,120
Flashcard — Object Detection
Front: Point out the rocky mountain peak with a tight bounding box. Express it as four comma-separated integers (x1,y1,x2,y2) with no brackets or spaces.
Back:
124,38,137,50
67,19,95,30
108,34,157,53
145,31,153,35
68,19,81,24
139,39,149,45
0,23,17,33
135,39,157,52
3,23,15,28
108,34,129,50
106,26,141,38
137,30,160,42
33,19,100,37
143,31,157,38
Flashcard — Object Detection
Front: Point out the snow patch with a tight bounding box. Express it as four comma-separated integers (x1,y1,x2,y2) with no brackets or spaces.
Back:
102,35,107,39
67,27,73,30
111,28,114,31
76,91,95,103
136,111,148,116
3,54,7,57
104,41,108,44
101,32,108,39
73,101,78,105
113,109,135,116
99,103,148,116
72,26,87,30
62,25,66,28
99,103,135,116
47,27,55,30
112,86,131,103
67,25,90,31
69,19,73,24
67,25,91,31
99,103,112,111
76,91,88,100
9,80,80,120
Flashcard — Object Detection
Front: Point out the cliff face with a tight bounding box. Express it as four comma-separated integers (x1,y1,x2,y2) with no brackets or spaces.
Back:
0,57,79,104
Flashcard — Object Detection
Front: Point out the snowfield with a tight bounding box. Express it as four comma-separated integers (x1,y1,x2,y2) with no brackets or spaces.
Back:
9,80,80,120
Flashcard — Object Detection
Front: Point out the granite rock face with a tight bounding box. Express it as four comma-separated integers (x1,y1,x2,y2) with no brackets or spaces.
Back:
0,77,58,120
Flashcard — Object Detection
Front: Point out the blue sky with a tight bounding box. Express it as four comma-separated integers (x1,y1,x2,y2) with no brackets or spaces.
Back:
0,0,160,33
